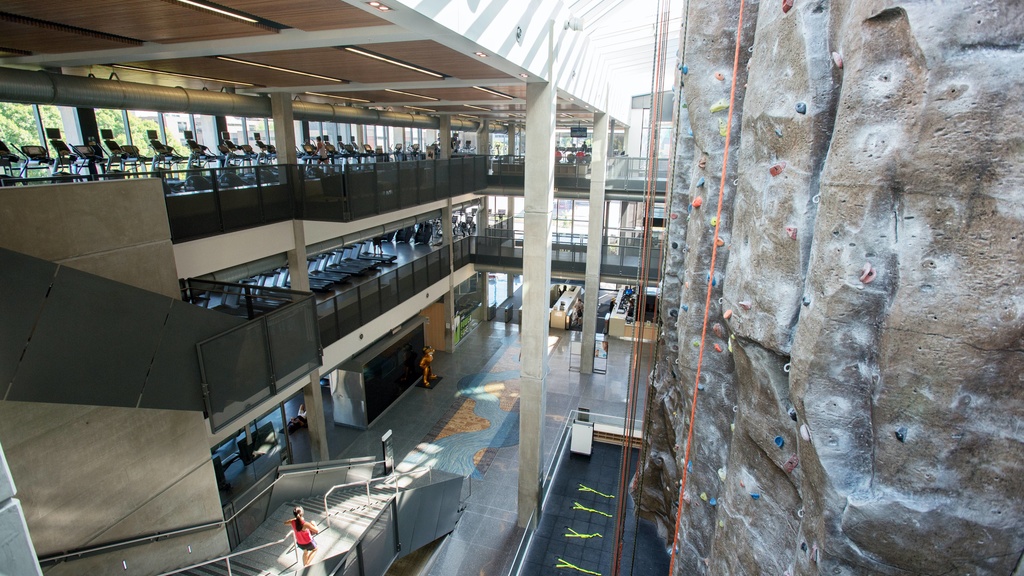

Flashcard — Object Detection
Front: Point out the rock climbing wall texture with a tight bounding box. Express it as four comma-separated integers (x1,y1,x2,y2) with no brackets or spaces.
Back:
636,1,1024,575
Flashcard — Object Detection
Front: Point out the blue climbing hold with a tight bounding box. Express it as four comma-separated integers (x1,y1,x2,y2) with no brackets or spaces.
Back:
681,65,689,75
795,102,807,114
775,128,783,137
751,493,760,500
774,436,785,448
709,498,717,506
682,304,689,312
687,460,693,472
697,176,705,187
687,127,694,136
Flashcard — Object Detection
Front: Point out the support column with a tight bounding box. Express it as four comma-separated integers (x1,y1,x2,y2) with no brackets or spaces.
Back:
608,119,616,156
580,111,609,374
301,370,330,460
271,93,298,165
439,116,452,160
442,199,455,351
505,123,515,157
476,121,491,156
287,219,310,293
519,57,556,527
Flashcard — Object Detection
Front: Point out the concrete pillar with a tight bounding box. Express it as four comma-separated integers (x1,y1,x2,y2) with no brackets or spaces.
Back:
519,54,556,527
580,111,609,374
0,442,43,576
608,119,616,156
439,116,452,160
443,199,455,351
506,123,515,157
476,121,491,156
301,370,330,460
622,125,631,156
507,274,516,301
287,220,310,293
271,93,298,165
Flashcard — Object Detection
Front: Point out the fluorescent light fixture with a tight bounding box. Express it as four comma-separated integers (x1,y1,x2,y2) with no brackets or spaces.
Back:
458,114,479,119
404,105,437,113
111,64,254,87
344,47,443,78
385,88,439,101
177,0,257,23
464,104,491,111
472,86,513,100
306,92,371,103
217,56,344,82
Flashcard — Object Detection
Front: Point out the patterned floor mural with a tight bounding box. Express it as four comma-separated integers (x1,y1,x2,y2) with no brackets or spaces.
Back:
401,343,522,479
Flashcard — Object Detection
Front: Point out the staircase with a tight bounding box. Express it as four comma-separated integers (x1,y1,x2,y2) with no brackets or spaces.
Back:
170,470,464,576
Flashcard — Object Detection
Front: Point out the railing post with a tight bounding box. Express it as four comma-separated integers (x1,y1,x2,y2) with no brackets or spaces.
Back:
225,557,232,576
366,480,372,505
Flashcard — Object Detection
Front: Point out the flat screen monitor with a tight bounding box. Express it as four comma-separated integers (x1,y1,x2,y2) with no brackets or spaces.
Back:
220,131,231,140
146,130,159,140
570,126,587,138
252,132,261,140
183,130,194,140
45,128,62,140
99,129,114,140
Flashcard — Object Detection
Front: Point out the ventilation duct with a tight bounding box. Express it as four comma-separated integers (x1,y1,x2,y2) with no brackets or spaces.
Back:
0,68,502,132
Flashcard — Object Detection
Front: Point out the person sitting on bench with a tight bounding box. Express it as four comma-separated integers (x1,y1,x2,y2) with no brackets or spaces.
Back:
288,404,308,433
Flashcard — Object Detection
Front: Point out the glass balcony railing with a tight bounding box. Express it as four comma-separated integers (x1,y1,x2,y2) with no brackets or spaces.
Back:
486,155,669,193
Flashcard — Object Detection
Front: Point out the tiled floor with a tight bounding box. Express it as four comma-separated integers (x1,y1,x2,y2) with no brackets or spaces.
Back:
309,307,655,576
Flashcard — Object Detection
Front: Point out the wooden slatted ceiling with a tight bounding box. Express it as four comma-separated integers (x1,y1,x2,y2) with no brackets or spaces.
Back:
123,58,327,88
216,0,387,31
1,0,275,44
231,48,431,84
368,41,505,80
333,86,525,103
0,21,136,53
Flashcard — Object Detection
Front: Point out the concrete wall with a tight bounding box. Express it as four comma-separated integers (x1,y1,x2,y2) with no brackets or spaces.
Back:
0,178,180,299
0,177,229,574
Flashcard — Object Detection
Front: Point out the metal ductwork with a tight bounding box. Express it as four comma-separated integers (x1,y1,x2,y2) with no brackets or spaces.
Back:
0,67,505,132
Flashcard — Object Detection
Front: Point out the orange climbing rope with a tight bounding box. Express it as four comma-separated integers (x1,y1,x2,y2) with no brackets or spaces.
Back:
668,0,747,573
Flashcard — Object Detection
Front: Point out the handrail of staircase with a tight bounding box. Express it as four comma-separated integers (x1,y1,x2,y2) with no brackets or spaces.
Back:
322,466,435,530
152,534,297,576
37,458,386,566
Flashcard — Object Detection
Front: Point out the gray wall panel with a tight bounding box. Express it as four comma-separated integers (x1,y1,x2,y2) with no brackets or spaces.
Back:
0,250,56,396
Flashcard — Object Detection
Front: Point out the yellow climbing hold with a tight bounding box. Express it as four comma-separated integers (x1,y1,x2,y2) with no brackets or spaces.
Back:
719,520,724,528
717,468,727,482
557,558,602,575
731,423,736,432
719,118,728,136
710,99,729,113
700,492,709,502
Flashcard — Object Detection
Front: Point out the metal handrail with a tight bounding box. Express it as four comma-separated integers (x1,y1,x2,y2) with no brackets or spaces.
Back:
153,534,297,576
322,466,434,530
37,458,385,565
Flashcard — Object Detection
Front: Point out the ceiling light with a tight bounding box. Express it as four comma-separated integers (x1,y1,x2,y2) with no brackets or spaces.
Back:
404,105,437,113
472,86,514,100
569,97,575,101
519,73,528,78
384,88,439,101
378,5,391,10
474,52,487,58
216,56,345,82
344,47,444,78
306,92,371,103
369,1,380,5
111,64,255,87
464,104,491,111
177,0,257,23
366,1,392,11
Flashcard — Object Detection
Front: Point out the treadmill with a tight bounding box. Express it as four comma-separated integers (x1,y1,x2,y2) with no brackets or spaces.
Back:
0,141,21,176
45,128,75,175
183,130,218,169
147,129,186,170
17,145,52,177
252,132,277,164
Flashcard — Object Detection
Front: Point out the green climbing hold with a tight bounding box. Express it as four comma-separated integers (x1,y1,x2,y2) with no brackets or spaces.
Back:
718,118,728,136
710,99,729,113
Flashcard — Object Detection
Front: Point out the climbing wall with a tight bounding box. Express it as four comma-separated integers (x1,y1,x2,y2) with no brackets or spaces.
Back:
636,1,1024,574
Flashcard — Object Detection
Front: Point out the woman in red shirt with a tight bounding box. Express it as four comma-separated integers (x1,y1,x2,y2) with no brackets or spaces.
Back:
285,506,320,566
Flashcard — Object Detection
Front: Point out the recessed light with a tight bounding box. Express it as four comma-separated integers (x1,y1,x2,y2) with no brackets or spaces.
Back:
384,88,439,101
378,5,391,10
519,73,528,78
369,1,380,5
475,52,488,58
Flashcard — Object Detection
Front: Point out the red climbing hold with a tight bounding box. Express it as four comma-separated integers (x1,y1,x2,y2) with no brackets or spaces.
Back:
698,156,708,169
714,343,723,353
671,213,679,220
715,72,725,81
738,301,752,310
692,196,703,208
783,454,800,473
723,309,733,320
785,226,798,240
769,161,786,176
715,238,725,247
712,323,724,338
860,262,876,284
782,0,794,13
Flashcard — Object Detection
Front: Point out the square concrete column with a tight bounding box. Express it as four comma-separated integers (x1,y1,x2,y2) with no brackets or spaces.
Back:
519,76,556,528
476,121,490,156
301,370,330,461
506,123,515,157
580,110,609,374
271,93,298,165
439,116,452,160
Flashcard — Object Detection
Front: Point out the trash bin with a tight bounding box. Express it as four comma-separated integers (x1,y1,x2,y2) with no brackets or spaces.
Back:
504,304,514,323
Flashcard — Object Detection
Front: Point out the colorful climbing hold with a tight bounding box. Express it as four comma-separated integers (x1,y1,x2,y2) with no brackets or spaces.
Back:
738,301,752,310
775,128,783,138
751,493,760,500
769,161,787,176
774,436,785,448
795,101,807,114
698,156,708,169
708,498,717,506
697,176,706,187
682,304,689,312
730,422,735,431
700,492,708,501
860,262,876,283
710,99,729,113
727,340,733,353
719,118,728,136
687,460,693,472
714,343,723,353
832,51,844,69
714,72,725,81
692,196,703,208
715,237,725,247
895,426,907,443
710,216,718,227
723,309,733,319
800,423,811,442
670,213,679,220
693,340,701,348
717,468,727,482
681,65,688,75
789,407,798,421
712,323,724,338
785,226,798,240
783,454,800,473
782,0,794,13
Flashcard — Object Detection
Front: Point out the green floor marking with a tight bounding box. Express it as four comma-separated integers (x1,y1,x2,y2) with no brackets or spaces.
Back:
564,527,603,539
556,558,602,575
572,501,613,517
578,484,615,499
